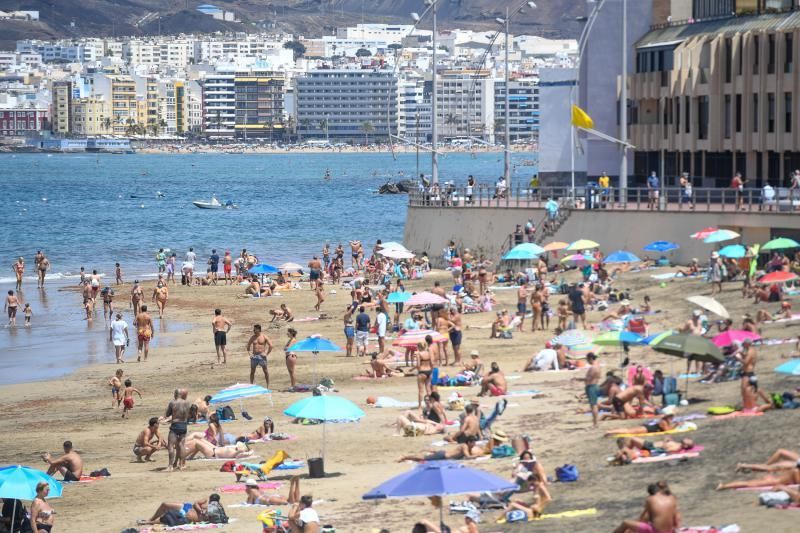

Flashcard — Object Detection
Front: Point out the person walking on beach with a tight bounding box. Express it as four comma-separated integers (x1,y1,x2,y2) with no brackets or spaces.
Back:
5,290,20,326
223,250,233,284
11,256,24,291
573,352,602,428
155,248,167,274
152,280,169,319
208,249,220,284
109,313,129,364
164,389,190,472
212,308,232,364
308,256,322,290
101,285,115,321
247,324,273,388
121,378,143,419
130,280,144,316
36,252,50,289
135,305,154,362
115,262,124,285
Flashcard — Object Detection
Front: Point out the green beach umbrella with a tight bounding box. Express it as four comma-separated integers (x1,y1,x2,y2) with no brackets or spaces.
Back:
761,237,800,251
651,334,723,398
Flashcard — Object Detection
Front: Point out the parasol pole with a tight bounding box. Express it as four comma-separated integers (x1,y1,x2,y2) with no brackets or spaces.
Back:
322,421,327,461
11,499,17,533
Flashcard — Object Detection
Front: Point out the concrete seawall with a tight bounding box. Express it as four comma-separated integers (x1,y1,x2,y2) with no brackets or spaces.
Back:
404,206,800,264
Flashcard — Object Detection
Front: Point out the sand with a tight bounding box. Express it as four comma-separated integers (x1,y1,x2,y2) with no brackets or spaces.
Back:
1,268,798,532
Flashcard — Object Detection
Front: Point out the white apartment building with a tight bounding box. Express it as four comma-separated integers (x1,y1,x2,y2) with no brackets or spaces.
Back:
193,39,282,63
397,75,431,143
158,80,177,134
201,70,235,137
0,52,42,72
437,70,495,142
125,40,194,68
337,24,413,43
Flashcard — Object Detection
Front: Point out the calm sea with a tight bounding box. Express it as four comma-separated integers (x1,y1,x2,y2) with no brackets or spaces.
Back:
0,151,535,384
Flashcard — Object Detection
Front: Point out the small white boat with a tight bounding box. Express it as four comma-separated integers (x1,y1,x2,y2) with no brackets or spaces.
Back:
192,196,237,210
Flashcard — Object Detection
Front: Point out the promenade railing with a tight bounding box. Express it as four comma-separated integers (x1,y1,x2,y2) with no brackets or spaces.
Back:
408,185,800,213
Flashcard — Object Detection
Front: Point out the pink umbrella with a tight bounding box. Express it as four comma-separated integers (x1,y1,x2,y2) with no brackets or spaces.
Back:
392,329,448,348
405,291,449,306
758,271,798,284
690,227,718,240
711,330,761,348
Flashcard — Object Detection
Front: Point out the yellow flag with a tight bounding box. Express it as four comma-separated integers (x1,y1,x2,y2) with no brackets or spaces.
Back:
571,104,594,129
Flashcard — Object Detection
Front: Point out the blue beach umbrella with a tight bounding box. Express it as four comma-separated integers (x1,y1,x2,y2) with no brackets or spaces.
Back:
642,331,672,346
387,292,412,304
604,250,641,264
288,335,343,384
363,461,517,530
0,466,63,528
502,242,545,260
644,241,679,252
210,383,272,412
718,244,746,259
249,263,279,275
775,360,800,376
284,395,364,461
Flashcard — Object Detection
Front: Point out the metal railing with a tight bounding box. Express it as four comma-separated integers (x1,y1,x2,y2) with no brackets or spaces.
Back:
408,185,800,213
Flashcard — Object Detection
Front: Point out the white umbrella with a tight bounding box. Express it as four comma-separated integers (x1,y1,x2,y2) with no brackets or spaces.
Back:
379,241,408,251
686,295,729,319
380,249,415,259
278,262,303,271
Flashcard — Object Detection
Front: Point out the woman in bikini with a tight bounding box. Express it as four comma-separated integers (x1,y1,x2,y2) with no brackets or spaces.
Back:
313,284,325,311
416,341,433,409
31,481,55,533
245,416,275,442
184,438,253,459
285,327,298,389
245,475,300,505
152,281,169,319
12,256,24,291
187,413,223,445
343,305,355,357
530,286,543,332
604,414,677,437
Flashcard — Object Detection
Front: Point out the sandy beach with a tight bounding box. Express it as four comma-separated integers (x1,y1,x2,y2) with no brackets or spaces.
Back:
1,266,798,532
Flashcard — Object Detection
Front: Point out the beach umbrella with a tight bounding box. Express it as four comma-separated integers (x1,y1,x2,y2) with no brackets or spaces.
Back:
703,229,740,244
566,239,600,251
249,263,279,275
502,242,545,260
378,242,408,251
553,329,591,347
642,331,672,346
288,335,343,386
392,329,448,348
758,271,798,284
761,237,800,251
775,360,800,376
686,295,729,319
386,291,412,304
712,330,761,348
643,241,679,252
718,244,746,259
604,250,641,264
405,292,448,306
651,334,723,398
560,254,597,265
363,461,516,531
278,262,303,272
284,395,364,462
0,465,63,529
568,342,605,357
542,241,569,252
594,331,644,346
690,227,718,240
380,249,415,260
210,383,272,410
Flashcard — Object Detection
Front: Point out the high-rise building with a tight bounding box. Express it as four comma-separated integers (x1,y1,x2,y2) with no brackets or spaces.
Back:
436,70,494,142
234,71,285,139
397,75,431,143
202,71,236,137
494,78,539,144
296,69,397,142
51,80,72,135
71,96,111,135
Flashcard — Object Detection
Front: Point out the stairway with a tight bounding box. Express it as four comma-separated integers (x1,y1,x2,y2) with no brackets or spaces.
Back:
498,201,572,260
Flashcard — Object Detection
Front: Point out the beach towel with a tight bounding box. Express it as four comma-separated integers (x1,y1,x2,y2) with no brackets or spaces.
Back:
709,410,764,420
650,272,698,281
352,375,398,381
764,313,800,324
373,396,418,409
496,507,597,523
293,317,320,322
138,521,235,532
736,483,799,492
217,482,281,493
613,422,697,438
275,460,304,470
501,390,544,398
253,434,297,443
632,452,700,463
226,503,270,508
759,337,800,346
189,456,261,462
677,526,740,533
679,373,702,379
63,475,105,484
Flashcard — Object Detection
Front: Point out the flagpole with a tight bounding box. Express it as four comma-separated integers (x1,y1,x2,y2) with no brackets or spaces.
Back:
570,125,575,201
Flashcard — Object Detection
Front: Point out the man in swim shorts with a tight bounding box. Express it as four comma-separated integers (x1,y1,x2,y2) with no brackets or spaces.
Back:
355,306,371,357
211,308,232,364
308,256,322,290
613,481,680,533
247,324,273,387
479,362,508,397
135,305,154,362
134,417,166,462
573,352,602,428
155,248,167,274
164,389,190,472
42,441,83,482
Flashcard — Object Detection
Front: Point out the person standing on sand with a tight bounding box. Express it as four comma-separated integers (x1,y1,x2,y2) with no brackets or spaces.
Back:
322,242,330,271
314,284,325,311
285,327,298,389
163,389,190,472
36,252,50,289
109,313,129,364
135,305,154,362
308,256,322,290
247,324,273,388
130,280,144,316
448,307,463,366
152,280,168,319
208,249,220,284
115,262,123,285
350,240,363,270
11,256,24,291
5,289,20,326
212,308,232,364
572,352,601,428
223,250,233,285
101,285,115,321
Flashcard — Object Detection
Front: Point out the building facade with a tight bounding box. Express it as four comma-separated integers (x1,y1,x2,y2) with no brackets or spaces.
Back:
71,96,111,135
202,71,236,137
629,10,800,187
397,76,432,143
538,68,586,184
234,71,285,139
494,78,539,143
0,107,49,136
51,80,72,135
296,69,397,142
436,70,494,142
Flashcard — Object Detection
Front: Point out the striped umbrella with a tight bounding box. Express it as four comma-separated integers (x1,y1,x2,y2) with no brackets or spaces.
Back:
703,229,740,244
552,329,591,347
594,331,644,346
405,292,449,306
690,227,718,240
392,329,448,348
210,383,272,404
560,254,597,266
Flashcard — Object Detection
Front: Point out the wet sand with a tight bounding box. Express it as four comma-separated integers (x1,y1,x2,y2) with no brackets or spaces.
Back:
1,268,798,532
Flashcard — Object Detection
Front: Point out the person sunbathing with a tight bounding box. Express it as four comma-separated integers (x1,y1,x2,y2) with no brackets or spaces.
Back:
396,393,448,435
675,259,699,277
400,430,509,462
140,496,211,525
604,413,677,437
503,481,552,520
613,437,695,464
602,384,655,420
184,437,253,459
735,449,800,473
717,459,800,490
245,417,275,441
366,353,404,378
269,304,294,322
512,451,548,492
245,475,300,505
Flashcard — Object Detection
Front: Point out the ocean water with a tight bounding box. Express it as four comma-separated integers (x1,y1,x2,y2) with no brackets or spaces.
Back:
0,151,535,384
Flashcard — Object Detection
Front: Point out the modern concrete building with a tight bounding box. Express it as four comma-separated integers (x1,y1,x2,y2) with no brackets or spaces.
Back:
92,75,137,135
71,96,111,135
51,80,72,135
295,69,397,142
158,80,177,134
494,77,539,143
436,70,494,142
397,75,431,143
234,71,285,139
202,70,236,137
629,9,800,187
538,68,586,184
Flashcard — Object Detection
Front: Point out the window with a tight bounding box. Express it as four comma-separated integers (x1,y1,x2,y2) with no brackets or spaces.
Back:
753,93,759,133
675,96,680,134
737,36,743,76
768,34,775,74
724,94,731,139
768,93,775,133
725,38,732,83
684,95,690,134
753,35,760,75
698,96,709,140
786,33,794,74
786,92,792,133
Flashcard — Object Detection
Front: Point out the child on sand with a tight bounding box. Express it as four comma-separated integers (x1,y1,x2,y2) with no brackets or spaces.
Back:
108,369,123,408
84,299,93,321
557,300,569,331
115,262,123,285
23,303,32,326
122,379,142,418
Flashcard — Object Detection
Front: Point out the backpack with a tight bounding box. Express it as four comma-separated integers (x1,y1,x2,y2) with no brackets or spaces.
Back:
217,406,235,421
219,460,236,473
505,509,529,523
759,491,791,507
206,501,229,524
160,510,188,527
491,444,516,458
555,464,579,482
662,377,677,395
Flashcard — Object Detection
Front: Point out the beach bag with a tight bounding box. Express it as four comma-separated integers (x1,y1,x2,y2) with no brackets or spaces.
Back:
759,491,791,507
220,460,236,473
663,393,681,407
556,464,579,482
206,501,229,524
491,444,516,458
160,510,188,526
217,406,235,421
505,509,529,523
662,377,677,395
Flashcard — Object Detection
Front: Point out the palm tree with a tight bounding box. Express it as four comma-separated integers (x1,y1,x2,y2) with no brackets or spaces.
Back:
494,118,505,143
445,114,459,137
285,115,295,142
125,118,137,136
101,117,112,133
361,121,375,146
266,117,274,143
318,118,329,142
299,118,310,142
